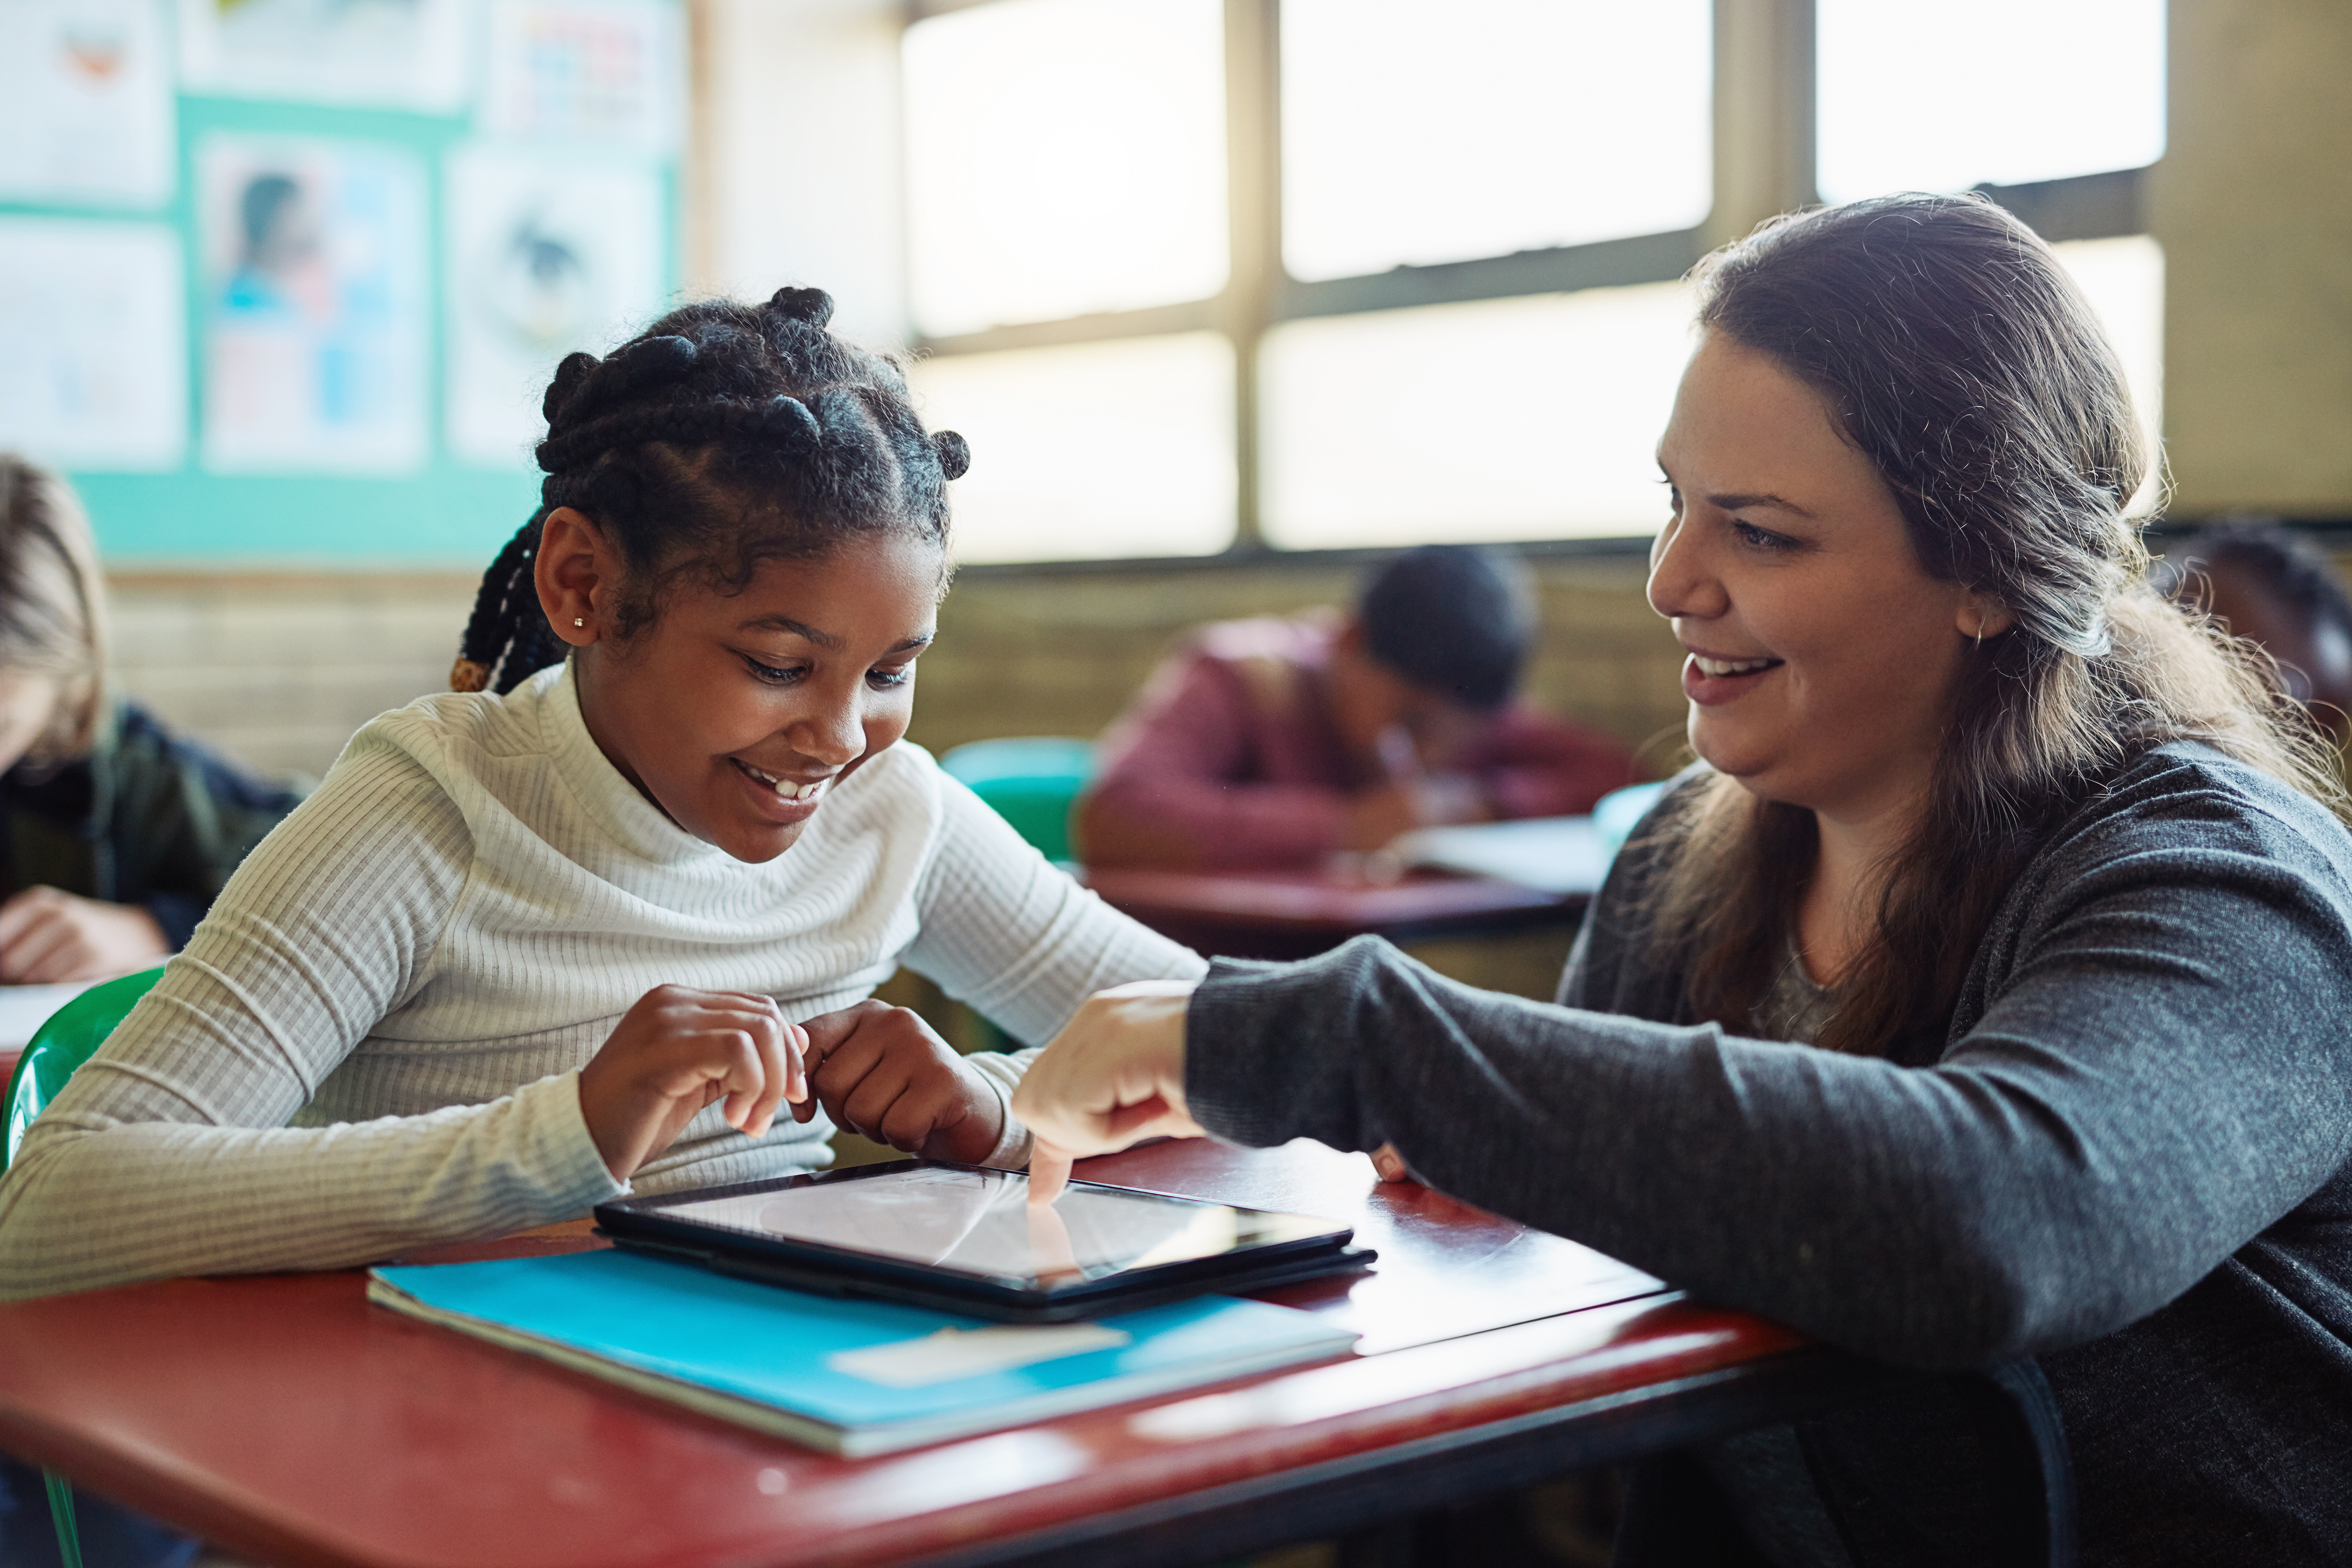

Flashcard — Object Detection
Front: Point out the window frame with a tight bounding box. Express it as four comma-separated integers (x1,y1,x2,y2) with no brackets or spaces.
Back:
903,0,2156,562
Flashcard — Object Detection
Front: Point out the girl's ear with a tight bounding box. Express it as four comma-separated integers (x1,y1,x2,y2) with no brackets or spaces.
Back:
536,507,614,648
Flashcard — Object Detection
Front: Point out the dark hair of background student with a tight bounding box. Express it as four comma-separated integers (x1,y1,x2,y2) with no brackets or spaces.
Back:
1357,543,1535,711
1649,193,2345,1058
452,286,969,695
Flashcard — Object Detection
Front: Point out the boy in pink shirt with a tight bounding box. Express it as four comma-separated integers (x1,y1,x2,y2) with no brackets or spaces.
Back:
1077,546,1638,868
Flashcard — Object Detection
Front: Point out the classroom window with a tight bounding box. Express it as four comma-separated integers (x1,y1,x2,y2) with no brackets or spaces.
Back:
901,0,1229,337
1279,0,1712,282
2052,234,2166,509
1816,0,2167,202
1258,282,1695,550
910,332,1237,564
897,0,2171,563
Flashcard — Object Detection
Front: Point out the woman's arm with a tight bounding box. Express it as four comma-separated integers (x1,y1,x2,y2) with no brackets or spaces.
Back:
0,737,622,1300
1175,815,2352,1370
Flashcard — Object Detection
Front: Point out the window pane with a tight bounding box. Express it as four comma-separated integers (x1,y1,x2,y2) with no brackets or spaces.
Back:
912,332,1236,563
2052,235,2165,511
1260,283,1694,549
1818,0,2166,202
903,0,1228,336
1282,0,1711,283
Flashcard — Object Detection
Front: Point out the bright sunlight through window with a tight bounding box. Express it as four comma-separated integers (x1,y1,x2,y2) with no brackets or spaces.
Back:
2052,235,2166,513
902,0,1228,337
1281,0,1712,283
1817,0,2166,202
1259,282,1698,549
913,332,1236,564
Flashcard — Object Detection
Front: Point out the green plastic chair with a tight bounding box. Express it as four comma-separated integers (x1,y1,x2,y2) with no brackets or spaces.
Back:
938,737,1096,865
1,965,168,1568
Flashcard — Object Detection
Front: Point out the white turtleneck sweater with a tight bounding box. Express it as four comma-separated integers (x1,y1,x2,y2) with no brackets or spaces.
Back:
0,663,1204,1300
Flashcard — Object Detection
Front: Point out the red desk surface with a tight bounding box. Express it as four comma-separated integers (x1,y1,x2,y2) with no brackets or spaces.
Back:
1084,867,1575,961
0,1141,1807,1568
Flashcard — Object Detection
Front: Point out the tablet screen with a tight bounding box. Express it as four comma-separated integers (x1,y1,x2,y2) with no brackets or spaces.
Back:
653,1166,1347,1291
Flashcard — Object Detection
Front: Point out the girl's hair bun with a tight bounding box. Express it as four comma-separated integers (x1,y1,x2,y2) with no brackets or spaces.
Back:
543,351,600,424
762,393,823,445
546,335,699,432
933,430,970,481
768,287,835,329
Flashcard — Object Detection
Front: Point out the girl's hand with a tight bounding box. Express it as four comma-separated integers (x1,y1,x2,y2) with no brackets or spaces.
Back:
800,1001,1003,1165
1012,980,1201,1204
0,887,171,983
577,985,806,1181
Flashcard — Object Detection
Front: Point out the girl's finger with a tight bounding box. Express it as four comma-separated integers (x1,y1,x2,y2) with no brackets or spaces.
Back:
735,1009,791,1139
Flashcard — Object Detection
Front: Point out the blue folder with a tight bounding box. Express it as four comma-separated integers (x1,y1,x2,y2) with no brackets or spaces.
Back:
370,1248,1358,1456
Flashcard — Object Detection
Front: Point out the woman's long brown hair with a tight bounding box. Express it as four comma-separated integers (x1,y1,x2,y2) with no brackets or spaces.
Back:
1648,194,2346,1058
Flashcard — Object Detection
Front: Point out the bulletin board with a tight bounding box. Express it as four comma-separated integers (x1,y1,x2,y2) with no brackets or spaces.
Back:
0,0,684,567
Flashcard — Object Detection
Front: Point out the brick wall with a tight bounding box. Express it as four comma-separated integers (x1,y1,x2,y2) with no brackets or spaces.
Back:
104,550,1695,784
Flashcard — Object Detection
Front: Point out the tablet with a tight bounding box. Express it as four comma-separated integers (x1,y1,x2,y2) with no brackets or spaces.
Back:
594,1160,1371,1322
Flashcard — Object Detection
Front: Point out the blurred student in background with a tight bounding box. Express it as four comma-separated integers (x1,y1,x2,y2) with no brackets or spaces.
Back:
0,457,304,983
1076,544,1637,868
2156,520,2352,741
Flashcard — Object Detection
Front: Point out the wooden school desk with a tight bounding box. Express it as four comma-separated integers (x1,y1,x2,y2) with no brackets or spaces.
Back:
0,1139,1894,1568
1082,864,1583,961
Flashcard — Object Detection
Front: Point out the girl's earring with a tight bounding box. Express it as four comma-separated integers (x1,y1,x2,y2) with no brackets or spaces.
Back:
573,617,586,629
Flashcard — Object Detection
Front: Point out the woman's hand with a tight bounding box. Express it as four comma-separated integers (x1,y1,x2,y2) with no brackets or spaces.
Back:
1012,979,1202,1203
0,887,171,983
799,1000,1004,1164
577,985,806,1181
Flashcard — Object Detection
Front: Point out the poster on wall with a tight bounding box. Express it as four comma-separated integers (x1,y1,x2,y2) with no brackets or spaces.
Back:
197,135,428,475
177,0,467,111
444,146,666,466
0,217,187,472
482,0,684,154
0,0,175,208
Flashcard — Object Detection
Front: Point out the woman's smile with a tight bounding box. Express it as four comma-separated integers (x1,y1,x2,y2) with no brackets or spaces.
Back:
1680,645,1786,706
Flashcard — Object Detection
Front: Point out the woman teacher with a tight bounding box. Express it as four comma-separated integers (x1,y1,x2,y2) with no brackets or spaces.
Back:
1012,194,2352,1567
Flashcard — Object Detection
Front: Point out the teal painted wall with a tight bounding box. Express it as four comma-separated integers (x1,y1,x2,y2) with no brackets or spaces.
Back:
3,82,679,568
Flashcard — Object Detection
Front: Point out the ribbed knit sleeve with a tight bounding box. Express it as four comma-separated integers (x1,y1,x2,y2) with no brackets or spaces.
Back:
906,776,1208,1164
0,734,624,1300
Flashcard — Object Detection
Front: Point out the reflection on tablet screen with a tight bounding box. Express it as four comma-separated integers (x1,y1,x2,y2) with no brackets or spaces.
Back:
660,1167,1308,1287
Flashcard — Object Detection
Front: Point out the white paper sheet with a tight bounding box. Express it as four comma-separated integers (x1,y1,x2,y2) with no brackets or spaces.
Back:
1387,814,1612,896
0,983,98,1052
177,0,467,111
0,217,187,472
443,146,667,467
482,0,685,154
197,134,429,475
0,0,175,209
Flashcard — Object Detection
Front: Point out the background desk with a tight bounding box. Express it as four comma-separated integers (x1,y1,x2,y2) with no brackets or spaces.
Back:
1082,866,1584,962
0,1141,1891,1568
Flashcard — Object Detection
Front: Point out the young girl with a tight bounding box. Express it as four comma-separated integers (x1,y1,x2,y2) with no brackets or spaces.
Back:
0,287,1204,1298
1015,197,2352,1566
0,457,303,983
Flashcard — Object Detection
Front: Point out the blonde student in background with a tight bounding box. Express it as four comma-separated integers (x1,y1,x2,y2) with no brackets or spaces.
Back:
0,458,304,984
0,288,1205,1299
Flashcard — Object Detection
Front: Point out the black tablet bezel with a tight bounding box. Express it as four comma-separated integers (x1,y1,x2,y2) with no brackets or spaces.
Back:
593,1159,1368,1323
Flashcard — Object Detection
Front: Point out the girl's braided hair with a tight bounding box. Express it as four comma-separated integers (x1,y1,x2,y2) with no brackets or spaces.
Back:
452,286,969,694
